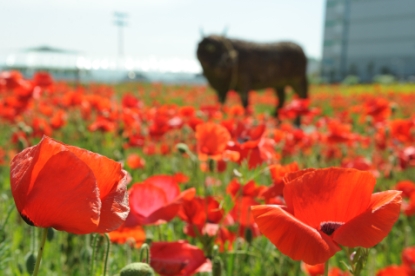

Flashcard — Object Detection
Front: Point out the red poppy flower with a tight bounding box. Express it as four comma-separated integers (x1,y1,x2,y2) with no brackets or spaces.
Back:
122,93,143,109
395,180,415,198
328,267,350,276
88,116,116,132
252,168,401,265
50,110,67,130
340,156,379,178
402,246,415,274
178,196,224,237
125,175,195,226
376,265,408,276
399,146,415,169
195,122,231,161
10,136,129,234
173,172,189,184
301,262,324,276
226,179,263,198
109,225,146,248
126,153,145,169
229,196,261,239
263,162,300,198
362,97,391,123
32,71,53,88
389,119,414,144
150,241,211,276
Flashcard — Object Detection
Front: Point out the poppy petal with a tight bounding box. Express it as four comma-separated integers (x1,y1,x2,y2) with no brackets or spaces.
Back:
284,168,376,229
10,144,41,213
10,136,66,212
150,241,210,276
283,168,315,184
145,188,196,225
95,170,130,233
131,184,168,217
66,144,124,198
333,190,402,248
22,151,101,234
144,175,180,202
252,205,341,265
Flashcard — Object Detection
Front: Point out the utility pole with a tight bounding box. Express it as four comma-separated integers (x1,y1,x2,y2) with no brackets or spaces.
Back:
113,12,128,57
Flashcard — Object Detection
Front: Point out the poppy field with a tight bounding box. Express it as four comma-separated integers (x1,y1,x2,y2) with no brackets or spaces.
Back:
1,71,415,276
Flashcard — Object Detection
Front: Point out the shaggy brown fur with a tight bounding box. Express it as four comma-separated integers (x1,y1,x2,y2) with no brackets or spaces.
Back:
197,35,308,124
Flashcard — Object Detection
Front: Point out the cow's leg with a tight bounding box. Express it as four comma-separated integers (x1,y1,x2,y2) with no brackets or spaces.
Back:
217,90,228,105
291,77,308,127
239,89,251,116
274,87,285,121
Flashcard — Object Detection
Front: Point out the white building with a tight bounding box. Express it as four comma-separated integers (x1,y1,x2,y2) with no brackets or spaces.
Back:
321,0,415,82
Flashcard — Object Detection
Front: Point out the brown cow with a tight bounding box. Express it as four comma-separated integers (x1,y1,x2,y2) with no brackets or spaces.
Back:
196,35,308,125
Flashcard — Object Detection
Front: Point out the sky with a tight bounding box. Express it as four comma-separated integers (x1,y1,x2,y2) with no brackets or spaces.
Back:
0,0,326,72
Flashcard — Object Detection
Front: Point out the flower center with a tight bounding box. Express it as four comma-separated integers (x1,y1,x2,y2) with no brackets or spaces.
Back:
320,221,344,236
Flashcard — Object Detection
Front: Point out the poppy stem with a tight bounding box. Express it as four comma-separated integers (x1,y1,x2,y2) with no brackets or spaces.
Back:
102,233,111,276
139,243,150,264
90,234,99,275
324,260,329,276
32,227,48,276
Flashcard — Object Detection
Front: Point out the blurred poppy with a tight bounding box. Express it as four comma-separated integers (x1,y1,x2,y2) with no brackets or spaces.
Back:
394,181,415,216
340,156,379,178
395,180,415,198
122,93,142,109
362,97,391,123
301,262,324,276
10,136,129,234
399,146,415,169
173,172,189,184
263,162,300,199
178,196,223,237
227,179,264,198
126,153,145,169
109,225,146,248
32,71,53,88
252,168,401,265
229,196,261,239
376,265,408,276
389,119,414,144
150,241,211,276
125,175,195,226
195,122,231,161
89,116,116,132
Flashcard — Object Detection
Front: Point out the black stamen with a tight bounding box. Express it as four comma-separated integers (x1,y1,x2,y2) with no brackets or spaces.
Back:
320,221,344,236
20,213,35,226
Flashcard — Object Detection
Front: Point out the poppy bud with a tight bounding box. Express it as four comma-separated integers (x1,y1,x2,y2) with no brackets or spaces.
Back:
244,228,253,244
47,228,55,241
176,143,190,154
212,256,223,276
25,252,36,274
119,262,155,276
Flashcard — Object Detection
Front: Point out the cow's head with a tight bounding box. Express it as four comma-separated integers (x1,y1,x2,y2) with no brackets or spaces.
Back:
196,35,237,71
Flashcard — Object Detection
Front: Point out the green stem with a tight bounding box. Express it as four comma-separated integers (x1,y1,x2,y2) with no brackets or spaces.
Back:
90,234,99,275
324,260,329,276
0,205,14,230
139,243,150,264
32,227,48,276
103,234,111,276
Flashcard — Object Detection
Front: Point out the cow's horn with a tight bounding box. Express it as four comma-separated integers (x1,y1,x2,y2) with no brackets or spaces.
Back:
222,25,229,37
199,27,205,38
